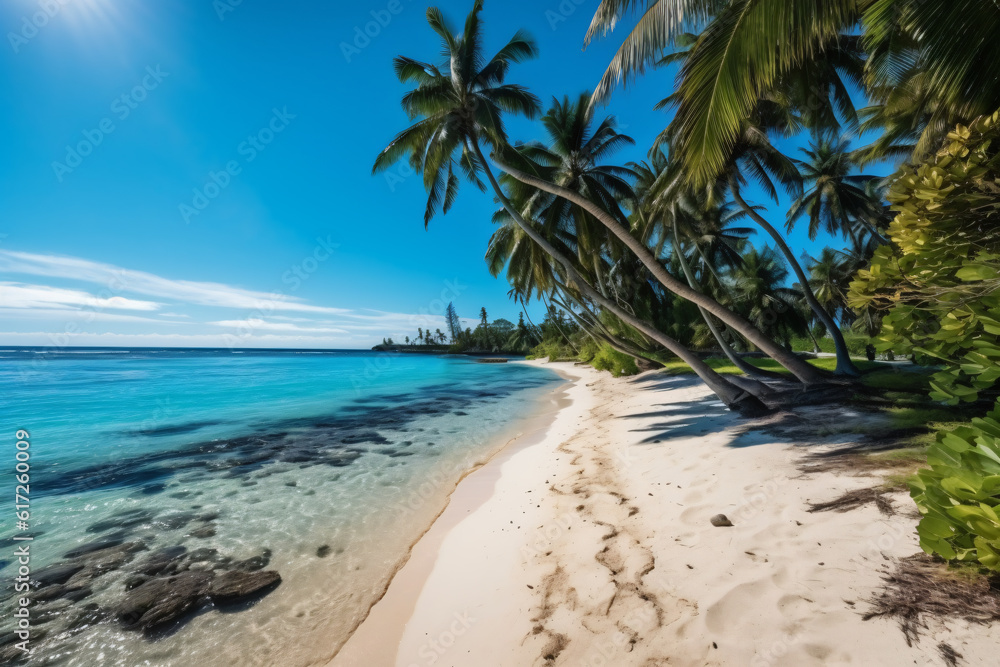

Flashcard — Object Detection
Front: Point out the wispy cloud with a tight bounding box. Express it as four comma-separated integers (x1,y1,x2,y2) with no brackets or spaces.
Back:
0,282,162,311
209,319,350,334
0,331,361,348
0,250,469,348
0,250,350,314
0,308,189,326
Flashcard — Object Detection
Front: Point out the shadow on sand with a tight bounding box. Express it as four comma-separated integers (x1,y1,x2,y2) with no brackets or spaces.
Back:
618,373,876,450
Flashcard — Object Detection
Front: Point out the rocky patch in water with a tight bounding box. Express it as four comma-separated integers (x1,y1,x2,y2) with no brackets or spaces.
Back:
6,535,283,662
38,377,550,498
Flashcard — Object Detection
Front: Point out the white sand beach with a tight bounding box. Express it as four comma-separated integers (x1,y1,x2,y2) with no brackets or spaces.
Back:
331,361,1000,666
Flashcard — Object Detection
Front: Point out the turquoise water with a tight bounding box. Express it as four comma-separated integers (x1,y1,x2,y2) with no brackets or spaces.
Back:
0,348,562,665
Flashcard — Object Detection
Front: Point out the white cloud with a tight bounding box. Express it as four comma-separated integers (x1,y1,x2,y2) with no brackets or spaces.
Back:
0,331,367,349
209,319,349,334
0,250,480,349
0,283,162,311
0,307,190,326
0,250,349,314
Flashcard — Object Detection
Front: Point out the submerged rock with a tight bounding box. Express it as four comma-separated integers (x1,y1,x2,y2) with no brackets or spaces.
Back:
86,508,157,534
61,587,94,603
123,574,150,590
33,582,89,603
151,512,198,531
188,524,217,539
63,535,126,559
207,570,281,604
32,563,86,588
34,599,74,625
63,603,109,633
76,541,147,575
135,546,188,576
116,571,214,632
233,549,271,572
710,514,734,527
187,548,219,563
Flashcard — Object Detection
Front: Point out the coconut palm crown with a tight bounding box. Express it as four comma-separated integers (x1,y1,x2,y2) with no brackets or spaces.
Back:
371,0,541,226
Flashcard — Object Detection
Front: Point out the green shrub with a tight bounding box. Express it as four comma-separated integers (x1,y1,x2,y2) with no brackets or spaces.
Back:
576,338,601,364
850,111,1000,570
850,110,1000,406
861,368,934,392
790,332,874,356
527,339,574,362
844,332,874,357
911,400,1000,571
590,344,639,378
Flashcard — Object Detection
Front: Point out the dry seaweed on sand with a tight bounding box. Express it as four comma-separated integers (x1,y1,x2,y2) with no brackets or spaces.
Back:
808,487,897,516
798,449,926,478
864,553,1000,647
937,642,963,667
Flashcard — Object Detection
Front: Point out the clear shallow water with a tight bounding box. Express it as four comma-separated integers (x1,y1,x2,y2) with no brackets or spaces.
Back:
0,348,562,665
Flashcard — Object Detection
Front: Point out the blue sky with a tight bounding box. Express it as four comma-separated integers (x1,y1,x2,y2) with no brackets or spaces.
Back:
0,0,852,349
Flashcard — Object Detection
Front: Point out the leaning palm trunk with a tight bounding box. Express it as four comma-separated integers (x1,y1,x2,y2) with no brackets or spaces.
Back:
729,186,860,378
553,295,648,364
519,301,542,340
471,141,768,416
672,219,787,381
551,287,662,368
541,292,579,354
493,158,827,385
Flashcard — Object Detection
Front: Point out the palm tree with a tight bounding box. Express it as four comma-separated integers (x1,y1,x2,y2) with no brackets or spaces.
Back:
669,200,788,379
492,99,827,384
698,104,862,376
586,0,1000,181
806,247,863,329
478,307,491,348
608,27,864,376
374,1,769,414
506,312,541,352
630,149,778,376
510,92,636,292
490,176,666,363
787,134,883,243
727,246,808,348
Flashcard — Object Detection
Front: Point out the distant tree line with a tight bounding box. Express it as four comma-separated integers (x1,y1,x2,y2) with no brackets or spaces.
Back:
380,301,542,354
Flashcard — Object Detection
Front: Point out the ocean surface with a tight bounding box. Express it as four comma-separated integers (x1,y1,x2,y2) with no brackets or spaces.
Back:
0,348,562,665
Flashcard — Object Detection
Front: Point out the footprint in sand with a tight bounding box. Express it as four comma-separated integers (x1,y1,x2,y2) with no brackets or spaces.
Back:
679,506,711,527
704,580,773,634
776,593,815,620
682,489,705,503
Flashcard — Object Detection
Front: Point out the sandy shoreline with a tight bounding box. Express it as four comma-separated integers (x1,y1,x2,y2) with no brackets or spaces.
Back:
330,361,1000,666
330,368,574,666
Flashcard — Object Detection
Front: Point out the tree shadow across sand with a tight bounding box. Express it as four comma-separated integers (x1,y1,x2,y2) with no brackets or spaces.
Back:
619,375,736,444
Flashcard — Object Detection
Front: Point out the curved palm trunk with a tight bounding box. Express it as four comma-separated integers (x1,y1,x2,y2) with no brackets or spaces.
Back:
491,158,827,386
672,219,787,381
471,141,768,416
541,292,579,354
519,300,541,340
729,186,861,378
553,294,652,365
551,287,662,368
806,326,822,354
